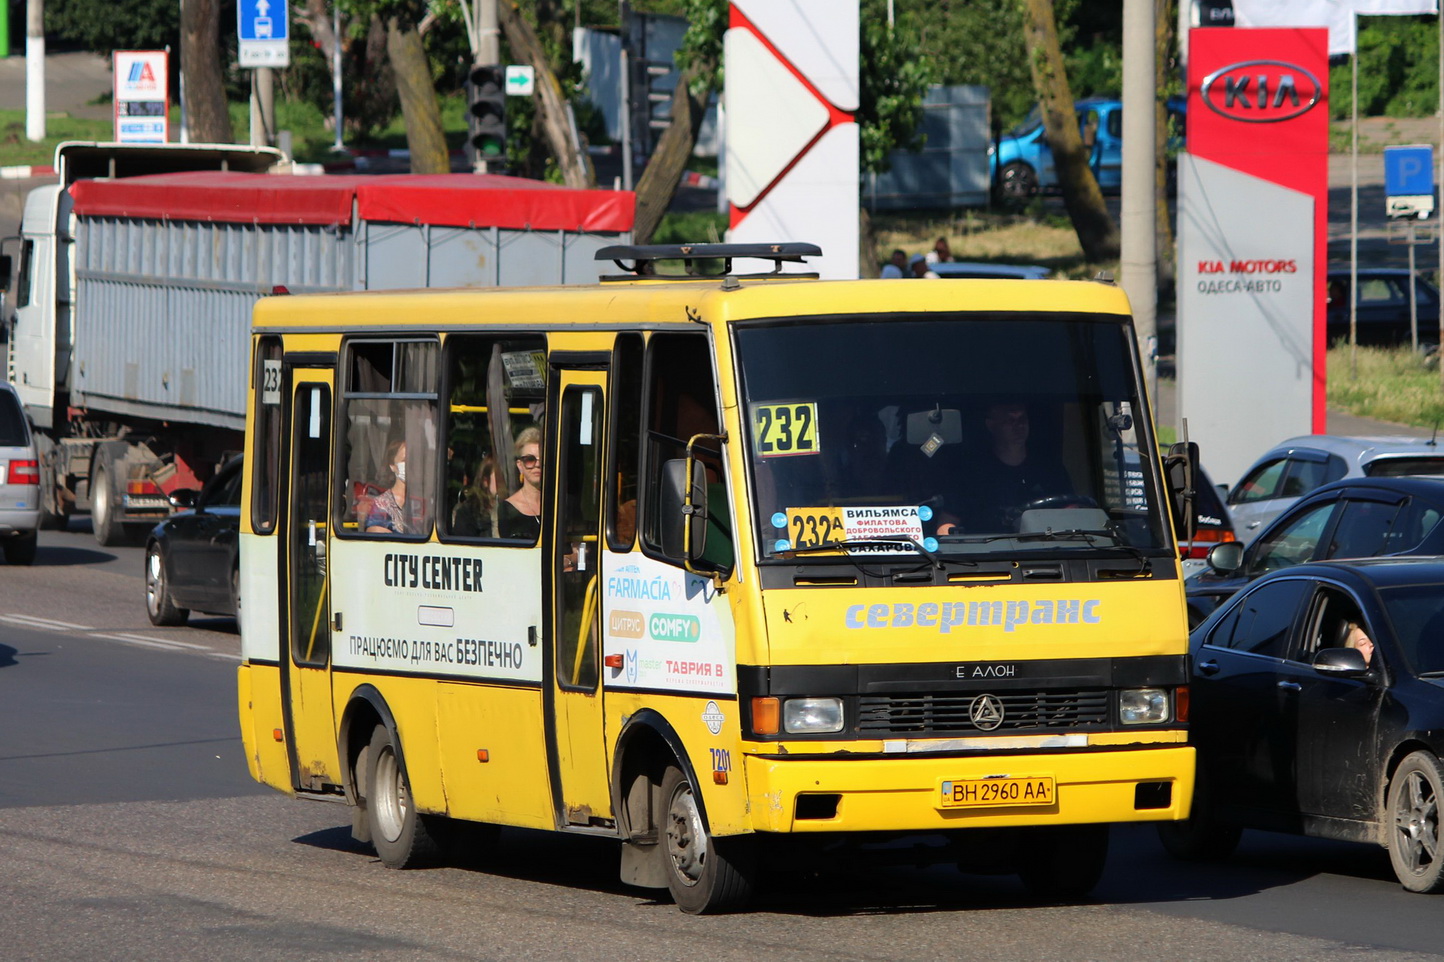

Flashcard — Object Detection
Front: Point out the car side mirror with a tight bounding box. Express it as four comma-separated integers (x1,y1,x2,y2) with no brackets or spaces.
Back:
168,488,198,510
660,458,707,563
1314,646,1369,677
1206,540,1245,574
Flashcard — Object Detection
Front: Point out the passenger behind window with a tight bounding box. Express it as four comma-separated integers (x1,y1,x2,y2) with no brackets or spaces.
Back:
498,426,543,539
451,454,499,537
365,439,414,534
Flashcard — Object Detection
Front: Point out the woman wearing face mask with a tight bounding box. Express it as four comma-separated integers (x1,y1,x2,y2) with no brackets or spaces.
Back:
497,426,543,539
366,439,413,534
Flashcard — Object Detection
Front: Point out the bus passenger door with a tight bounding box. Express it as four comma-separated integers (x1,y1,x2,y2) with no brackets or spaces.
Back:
546,370,613,825
282,370,341,791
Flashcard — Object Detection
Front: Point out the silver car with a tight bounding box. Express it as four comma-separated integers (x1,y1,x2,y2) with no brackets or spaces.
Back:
1227,434,1444,545
0,381,40,565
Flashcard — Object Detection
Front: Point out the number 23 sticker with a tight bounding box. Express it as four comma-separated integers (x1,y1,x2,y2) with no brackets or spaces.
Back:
752,402,819,457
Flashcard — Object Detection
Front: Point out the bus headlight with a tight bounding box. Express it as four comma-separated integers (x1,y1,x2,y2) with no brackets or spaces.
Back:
1119,688,1169,724
783,697,844,734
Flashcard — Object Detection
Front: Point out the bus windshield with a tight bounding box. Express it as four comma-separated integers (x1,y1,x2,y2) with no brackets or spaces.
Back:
734,313,1171,561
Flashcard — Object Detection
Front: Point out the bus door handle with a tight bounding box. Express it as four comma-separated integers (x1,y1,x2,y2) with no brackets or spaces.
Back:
1277,679,1301,692
1196,658,1220,676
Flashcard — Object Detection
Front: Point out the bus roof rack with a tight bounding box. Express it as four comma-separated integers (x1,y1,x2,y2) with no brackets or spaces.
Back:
596,242,823,280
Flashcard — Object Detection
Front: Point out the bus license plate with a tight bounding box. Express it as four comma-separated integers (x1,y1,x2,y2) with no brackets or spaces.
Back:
939,776,1055,808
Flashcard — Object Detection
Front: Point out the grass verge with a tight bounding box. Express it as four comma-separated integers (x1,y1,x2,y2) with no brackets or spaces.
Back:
1327,344,1444,430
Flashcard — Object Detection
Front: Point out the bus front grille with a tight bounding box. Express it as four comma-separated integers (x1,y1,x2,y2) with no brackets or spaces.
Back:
857,689,1110,734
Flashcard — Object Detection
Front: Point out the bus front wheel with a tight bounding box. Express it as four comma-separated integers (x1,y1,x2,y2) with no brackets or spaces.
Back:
365,726,441,869
659,765,755,914
1016,824,1109,901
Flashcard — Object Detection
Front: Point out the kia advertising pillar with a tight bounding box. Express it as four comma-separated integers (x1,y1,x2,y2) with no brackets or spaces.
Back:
724,1,859,279
1176,28,1329,487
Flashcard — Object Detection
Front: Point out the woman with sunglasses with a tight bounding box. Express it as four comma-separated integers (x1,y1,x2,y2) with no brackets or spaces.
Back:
498,426,543,539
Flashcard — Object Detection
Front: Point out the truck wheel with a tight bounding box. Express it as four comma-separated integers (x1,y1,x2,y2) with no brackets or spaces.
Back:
1016,824,1109,901
365,725,442,869
91,456,124,547
658,764,755,914
998,161,1039,202
145,542,189,626
3,531,38,566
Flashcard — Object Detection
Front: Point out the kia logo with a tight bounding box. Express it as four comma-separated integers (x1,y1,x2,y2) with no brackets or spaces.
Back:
1201,59,1322,123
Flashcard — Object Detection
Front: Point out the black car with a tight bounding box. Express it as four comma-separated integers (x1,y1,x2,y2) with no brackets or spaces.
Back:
1163,557,1444,892
1185,476,1444,628
145,455,242,626
1327,267,1441,349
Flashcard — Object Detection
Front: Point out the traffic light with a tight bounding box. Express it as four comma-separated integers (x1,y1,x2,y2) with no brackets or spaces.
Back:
468,64,507,161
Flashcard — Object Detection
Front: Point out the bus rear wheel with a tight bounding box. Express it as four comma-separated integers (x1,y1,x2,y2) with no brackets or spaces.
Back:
1016,824,1109,901
365,726,441,869
659,765,755,914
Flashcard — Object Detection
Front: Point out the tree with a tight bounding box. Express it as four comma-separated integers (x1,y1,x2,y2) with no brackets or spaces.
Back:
386,4,450,173
294,0,399,141
631,0,725,241
1019,0,1119,263
497,0,596,189
181,0,234,143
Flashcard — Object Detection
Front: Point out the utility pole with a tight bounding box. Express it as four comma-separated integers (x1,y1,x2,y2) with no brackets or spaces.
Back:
1120,0,1158,401
26,0,45,141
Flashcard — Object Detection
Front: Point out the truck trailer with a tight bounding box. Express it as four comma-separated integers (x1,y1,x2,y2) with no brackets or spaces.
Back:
2,142,634,545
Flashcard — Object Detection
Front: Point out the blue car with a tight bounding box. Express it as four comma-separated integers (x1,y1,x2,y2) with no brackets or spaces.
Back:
991,96,1185,201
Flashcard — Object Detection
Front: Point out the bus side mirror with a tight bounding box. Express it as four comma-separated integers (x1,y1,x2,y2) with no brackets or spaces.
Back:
660,458,707,563
1165,440,1199,546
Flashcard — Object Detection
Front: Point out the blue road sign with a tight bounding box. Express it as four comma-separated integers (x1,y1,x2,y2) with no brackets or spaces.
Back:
238,0,288,43
1384,144,1434,198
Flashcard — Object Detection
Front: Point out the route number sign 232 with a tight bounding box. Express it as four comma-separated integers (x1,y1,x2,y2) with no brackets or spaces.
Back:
752,402,818,457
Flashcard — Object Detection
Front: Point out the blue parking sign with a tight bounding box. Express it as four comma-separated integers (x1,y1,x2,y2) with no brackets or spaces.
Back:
1384,145,1434,198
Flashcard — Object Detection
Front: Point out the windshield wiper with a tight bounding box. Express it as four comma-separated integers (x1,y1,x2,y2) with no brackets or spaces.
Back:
783,536,945,570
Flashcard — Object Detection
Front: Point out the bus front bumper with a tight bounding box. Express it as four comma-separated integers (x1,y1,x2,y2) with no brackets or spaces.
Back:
743,744,1194,833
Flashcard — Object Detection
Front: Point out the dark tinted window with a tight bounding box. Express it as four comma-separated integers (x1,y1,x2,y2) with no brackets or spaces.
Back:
1380,583,1444,675
1365,457,1444,478
1225,579,1311,657
1327,499,1402,559
1247,500,1336,577
1282,455,1345,499
1232,459,1286,504
1385,498,1444,553
0,390,28,446
1193,471,1230,529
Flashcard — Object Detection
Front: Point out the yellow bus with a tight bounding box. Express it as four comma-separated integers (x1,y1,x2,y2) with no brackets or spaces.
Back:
237,243,1197,913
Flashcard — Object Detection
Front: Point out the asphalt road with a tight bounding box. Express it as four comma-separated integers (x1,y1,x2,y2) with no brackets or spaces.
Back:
5,524,1444,959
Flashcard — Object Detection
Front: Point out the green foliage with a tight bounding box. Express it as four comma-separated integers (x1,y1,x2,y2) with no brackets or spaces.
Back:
651,209,728,245
1327,344,1444,429
1330,16,1439,119
676,0,727,96
45,0,178,53
859,0,931,174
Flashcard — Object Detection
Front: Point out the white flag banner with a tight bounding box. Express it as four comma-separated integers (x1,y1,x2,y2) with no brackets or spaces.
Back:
1231,0,1436,55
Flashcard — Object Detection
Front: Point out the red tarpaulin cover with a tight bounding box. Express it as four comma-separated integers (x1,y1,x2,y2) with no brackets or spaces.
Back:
69,171,635,232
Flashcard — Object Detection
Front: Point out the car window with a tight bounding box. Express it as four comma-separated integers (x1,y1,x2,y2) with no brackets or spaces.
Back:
1380,584,1444,676
1358,277,1402,303
1193,470,1229,528
201,463,243,509
1364,456,1444,477
0,391,28,446
1231,458,1287,505
1326,499,1403,559
1219,579,1311,657
1280,455,1344,498
1248,500,1336,576
1385,499,1444,553
1297,586,1373,666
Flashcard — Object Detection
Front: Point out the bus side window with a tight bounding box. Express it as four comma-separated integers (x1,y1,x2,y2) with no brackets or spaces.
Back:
640,333,732,570
250,335,283,534
337,339,439,539
608,333,643,551
440,333,548,543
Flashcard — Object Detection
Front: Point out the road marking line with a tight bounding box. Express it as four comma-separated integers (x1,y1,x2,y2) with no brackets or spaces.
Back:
102,632,212,650
90,632,195,652
0,613,94,631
